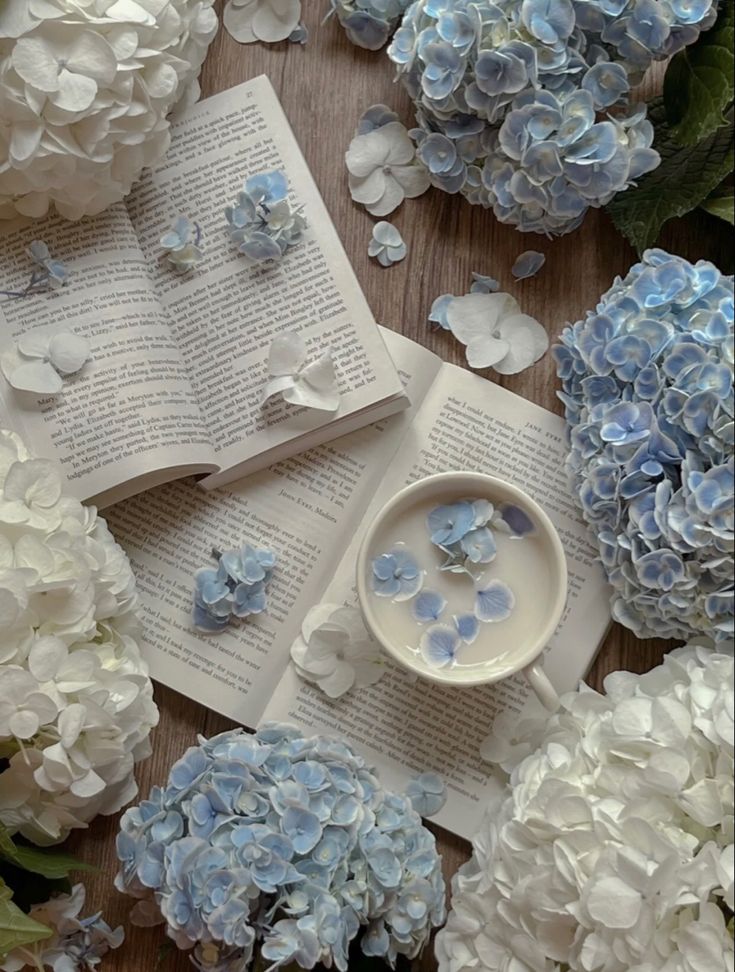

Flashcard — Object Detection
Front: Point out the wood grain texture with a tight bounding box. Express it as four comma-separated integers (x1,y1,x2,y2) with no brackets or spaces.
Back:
65,3,733,970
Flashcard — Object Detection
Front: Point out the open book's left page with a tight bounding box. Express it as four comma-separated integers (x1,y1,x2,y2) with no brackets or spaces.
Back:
104,331,442,725
125,75,407,487
0,207,216,506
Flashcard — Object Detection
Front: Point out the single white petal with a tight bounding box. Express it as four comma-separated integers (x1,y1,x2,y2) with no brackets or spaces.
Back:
0,2,38,38
492,314,549,375
53,70,98,112
345,129,391,178
10,124,44,164
317,661,356,698
381,122,417,166
302,603,341,642
6,361,64,394
262,375,296,404
105,0,158,25
12,38,60,92
28,636,65,682
252,0,301,42
17,333,51,360
373,221,403,247
268,331,307,377
349,170,387,206
9,709,41,740
66,31,117,85
364,178,404,218
285,353,340,411
446,292,518,339
391,164,431,199
222,0,257,40
47,333,90,375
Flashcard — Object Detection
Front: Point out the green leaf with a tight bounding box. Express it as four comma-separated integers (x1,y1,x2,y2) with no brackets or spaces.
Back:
664,1,734,146
701,189,735,223
0,877,52,960
0,821,96,880
11,846,96,880
606,98,734,254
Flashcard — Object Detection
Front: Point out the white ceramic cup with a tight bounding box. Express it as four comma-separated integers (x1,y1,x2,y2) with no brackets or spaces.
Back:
356,471,567,711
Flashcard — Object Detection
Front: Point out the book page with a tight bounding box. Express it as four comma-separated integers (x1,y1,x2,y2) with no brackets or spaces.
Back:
124,75,405,482
104,331,441,724
0,207,216,506
261,362,611,840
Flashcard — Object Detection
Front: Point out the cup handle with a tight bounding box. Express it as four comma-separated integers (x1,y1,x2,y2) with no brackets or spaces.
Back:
523,661,560,711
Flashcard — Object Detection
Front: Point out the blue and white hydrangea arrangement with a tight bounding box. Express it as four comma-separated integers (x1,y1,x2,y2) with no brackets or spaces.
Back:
193,544,277,632
115,723,446,971
553,249,734,643
385,0,718,234
225,169,307,266
371,500,534,669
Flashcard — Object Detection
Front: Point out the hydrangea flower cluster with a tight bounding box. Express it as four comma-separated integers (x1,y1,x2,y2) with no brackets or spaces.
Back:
428,498,498,571
160,216,204,273
328,0,413,49
291,603,384,698
386,0,717,234
225,170,307,266
0,430,158,845
0,884,124,972
2,330,91,396
115,724,446,971
553,249,734,643
0,0,217,220
430,289,549,374
436,643,735,972
0,241,69,300
192,544,276,632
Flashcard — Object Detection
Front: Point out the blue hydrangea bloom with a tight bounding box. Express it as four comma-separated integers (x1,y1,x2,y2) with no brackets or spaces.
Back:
329,0,413,50
428,498,498,571
225,169,306,266
372,548,424,599
553,250,734,642
405,772,447,817
2,239,72,298
192,544,276,632
28,239,70,288
115,725,445,971
387,0,716,234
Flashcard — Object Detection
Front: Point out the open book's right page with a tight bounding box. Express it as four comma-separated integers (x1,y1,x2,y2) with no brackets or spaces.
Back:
262,363,611,840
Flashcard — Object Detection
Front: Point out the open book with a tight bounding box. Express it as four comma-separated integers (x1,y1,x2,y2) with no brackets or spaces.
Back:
105,329,611,841
0,76,405,508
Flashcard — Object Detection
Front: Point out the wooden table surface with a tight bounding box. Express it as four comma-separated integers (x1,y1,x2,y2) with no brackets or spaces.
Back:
66,3,732,970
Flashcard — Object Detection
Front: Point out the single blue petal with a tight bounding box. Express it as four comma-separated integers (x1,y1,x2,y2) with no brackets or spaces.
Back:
475,580,515,622
512,250,546,280
419,624,461,668
499,503,536,536
412,590,447,622
454,613,479,643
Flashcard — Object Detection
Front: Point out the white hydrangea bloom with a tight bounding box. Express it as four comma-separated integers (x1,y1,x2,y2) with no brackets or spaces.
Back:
0,0,218,220
436,644,735,972
0,429,158,845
